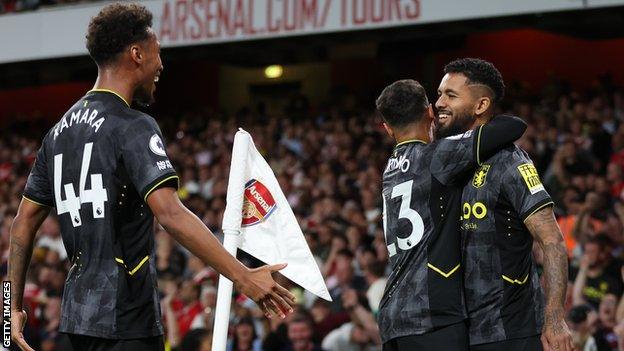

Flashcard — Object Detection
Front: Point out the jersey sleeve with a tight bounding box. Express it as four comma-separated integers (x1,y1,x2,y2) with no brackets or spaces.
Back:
431,114,527,185
430,128,476,185
23,142,54,207
501,152,553,222
119,116,179,202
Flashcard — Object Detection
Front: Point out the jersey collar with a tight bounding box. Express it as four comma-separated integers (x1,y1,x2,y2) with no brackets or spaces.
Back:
394,139,427,148
88,89,130,107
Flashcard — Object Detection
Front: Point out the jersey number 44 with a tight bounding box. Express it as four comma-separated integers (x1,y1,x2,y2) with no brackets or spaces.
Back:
54,142,108,227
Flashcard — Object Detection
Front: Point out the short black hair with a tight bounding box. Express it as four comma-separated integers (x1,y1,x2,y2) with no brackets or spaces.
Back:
364,260,386,278
337,248,354,260
444,58,505,104
290,310,315,329
376,79,429,128
180,328,211,351
86,2,154,66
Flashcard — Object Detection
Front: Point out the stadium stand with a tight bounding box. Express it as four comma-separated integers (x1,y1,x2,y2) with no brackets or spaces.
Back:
1,74,624,350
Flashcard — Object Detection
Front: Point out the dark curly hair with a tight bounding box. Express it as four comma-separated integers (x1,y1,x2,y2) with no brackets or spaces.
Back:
444,58,505,104
376,79,429,128
86,2,153,66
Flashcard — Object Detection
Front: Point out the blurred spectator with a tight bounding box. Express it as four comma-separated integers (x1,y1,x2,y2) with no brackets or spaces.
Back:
326,249,367,312
321,322,379,351
174,280,205,338
180,328,213,351
573,237,624,308
227,317,262,351
162,279,203,348
362,260,387,315
321,288,380,351
156,228,187,277
190,285,217,330
282,312,325,351
567,304,610,351
595,294,619,349
309,299,350,341
35,216,67,260
0,0,105,14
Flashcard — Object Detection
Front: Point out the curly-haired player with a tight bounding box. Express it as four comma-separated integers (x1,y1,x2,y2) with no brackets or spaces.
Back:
9,3,295,351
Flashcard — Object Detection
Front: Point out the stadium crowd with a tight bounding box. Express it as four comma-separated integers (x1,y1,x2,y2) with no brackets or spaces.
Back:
0,0,100,14
1,74,624,351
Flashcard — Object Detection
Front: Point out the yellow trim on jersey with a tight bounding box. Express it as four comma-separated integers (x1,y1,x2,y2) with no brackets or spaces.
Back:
395,139,427,148
523,201,554,224
22,195,52,208
476,124,484,165
502,274,529,285
427,263,460,278
115,257,127,267
88,89,130,107
143,175,180,202
115,255,150,276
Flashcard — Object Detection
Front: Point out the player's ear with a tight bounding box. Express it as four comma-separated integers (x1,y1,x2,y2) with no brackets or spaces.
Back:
130,44,142,64
427,104,434,121
474,96,491,117
382,122,394,139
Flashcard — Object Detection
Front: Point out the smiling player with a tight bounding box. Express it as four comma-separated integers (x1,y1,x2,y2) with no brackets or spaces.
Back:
9,3,294,351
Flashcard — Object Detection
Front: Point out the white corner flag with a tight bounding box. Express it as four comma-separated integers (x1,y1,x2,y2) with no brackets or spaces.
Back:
213,128,331,351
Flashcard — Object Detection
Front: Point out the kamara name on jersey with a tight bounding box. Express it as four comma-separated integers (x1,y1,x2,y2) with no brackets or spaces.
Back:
385,153,410,173
53,108,106,139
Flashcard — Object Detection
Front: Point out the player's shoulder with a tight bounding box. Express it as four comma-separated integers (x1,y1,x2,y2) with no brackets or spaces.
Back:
113,108,159,130
490,144,531,166
398,140,429,161
497,146,542,185
508,145,533,166
431,129,474,154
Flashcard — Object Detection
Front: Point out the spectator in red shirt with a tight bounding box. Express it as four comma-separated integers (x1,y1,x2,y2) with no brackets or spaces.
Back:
163,278,204,348
174,280,204,339
608,163,624,200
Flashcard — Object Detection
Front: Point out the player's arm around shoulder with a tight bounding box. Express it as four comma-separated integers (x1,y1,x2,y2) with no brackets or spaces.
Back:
146,187,296,320
525,205,573,351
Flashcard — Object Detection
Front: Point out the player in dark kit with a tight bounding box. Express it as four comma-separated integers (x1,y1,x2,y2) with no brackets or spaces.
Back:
8,3,295,351
375,79,527,351
434,58,573,351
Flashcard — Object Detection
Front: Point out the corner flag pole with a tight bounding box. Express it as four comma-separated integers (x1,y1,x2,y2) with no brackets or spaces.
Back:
212,230,241,351
212,130,250,351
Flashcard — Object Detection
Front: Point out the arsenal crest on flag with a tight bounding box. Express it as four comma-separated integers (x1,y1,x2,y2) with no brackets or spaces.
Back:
241,179,277,227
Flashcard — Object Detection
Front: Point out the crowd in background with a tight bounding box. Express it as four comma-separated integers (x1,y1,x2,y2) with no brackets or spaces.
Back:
1,74,624,351
0,0,99,14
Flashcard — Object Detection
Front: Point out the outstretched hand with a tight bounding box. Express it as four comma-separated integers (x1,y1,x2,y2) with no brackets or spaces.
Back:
235,263,296,319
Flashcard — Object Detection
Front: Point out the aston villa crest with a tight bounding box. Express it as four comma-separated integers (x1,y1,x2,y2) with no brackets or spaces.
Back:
472,164,490,188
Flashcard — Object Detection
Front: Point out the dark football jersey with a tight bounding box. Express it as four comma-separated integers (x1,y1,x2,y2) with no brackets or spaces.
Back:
461,145,552,345
23,90,179,339
379,115,527,343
